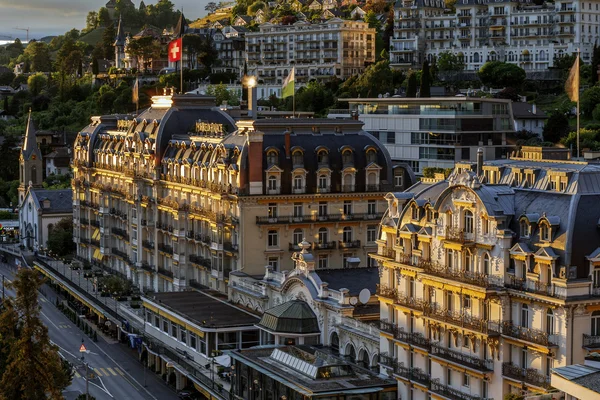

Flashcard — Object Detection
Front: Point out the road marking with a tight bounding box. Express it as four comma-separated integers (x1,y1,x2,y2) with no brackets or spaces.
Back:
40,298,47,303
114,367,125,376
100,368,109,376
107,367,117,376
40,311,61,330
94,368,103,377
74,371,81,378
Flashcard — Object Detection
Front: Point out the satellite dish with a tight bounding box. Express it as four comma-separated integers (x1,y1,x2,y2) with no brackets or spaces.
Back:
358,289,371,305
350,297,358,306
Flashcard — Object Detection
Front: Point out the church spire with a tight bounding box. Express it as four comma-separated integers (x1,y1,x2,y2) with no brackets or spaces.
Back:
174,12,188,38
22,108,41,161
114,15,125,47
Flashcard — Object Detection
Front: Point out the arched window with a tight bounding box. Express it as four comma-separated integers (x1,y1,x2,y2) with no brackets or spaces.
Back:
540,223,550,241
266,150,278,166
342,227,353,243
465,250,473,272
546,309,554,335
345,343,356,363
358,349,370,368
483,253,490,275
318,174,328,189
317,150,329,165
446,211,453,228
367,172,377,186
342,149,354,165
330,332,340,354
521,304,529,328
267,175,277,190
293,228,303,246
293,175,303,190
593,311,600,336
292,150,303,166
343,173,353,190
464,210,474,234
31,166,37,185
366,149,377,164
474,53,480,63
318,227,328,243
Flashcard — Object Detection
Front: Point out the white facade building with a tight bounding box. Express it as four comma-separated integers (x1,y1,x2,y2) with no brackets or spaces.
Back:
391,0,598,71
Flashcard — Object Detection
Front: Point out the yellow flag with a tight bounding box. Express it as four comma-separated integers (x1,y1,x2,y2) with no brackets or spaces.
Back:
565,56,579,102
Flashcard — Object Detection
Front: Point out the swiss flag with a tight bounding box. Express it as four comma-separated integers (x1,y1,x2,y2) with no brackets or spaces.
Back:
168,38,182,62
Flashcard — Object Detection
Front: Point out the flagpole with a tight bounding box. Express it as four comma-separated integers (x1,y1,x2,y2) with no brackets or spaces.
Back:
180,35,184,94
577,48,580,159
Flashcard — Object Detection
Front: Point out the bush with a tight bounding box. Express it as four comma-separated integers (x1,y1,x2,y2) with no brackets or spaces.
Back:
422,167,453,179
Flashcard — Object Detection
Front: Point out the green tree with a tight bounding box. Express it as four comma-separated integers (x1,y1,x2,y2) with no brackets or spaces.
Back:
364,11,382,30
92,58,99,75
0,269,73,400
248,1,266,15
97,7,112,27
581,86,600,116
561,128,600,151
22,41,52,72
437,51,465,72
406,72,417,98
420,60,431,97
101,24,116,59
126,36,161,73
590,45,600,85
206,83,240,106
338,59,393,98
27,73,48,97
46,218,75,256
85,11,99,32
478,61,526,89
205,1,218,14
542,112,570,143
198,35,218,70
99,275,132,296
0,72,15,86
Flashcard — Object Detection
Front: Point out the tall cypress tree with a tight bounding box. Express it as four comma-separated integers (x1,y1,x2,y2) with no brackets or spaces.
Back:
420,60,431,97
0,269,73,399
406,72,417,98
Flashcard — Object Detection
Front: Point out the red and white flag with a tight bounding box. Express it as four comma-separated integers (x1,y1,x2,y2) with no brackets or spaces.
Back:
168,38,182,62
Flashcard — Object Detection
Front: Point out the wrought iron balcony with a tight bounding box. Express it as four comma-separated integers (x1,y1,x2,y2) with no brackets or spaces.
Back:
90,220,100,227
394,365,432,387
424,307,501,335
378,320,432,350
111,227,129,240
223,242,238,252
157,267,174,279
142,240,154,251
158,243,174,254
140,263,154,273
444,227,474,244
338,240,361,249
378,246,396,260
189,254,211,268
501,322,557,347
505,275,565,299
256,213,384,224
431,380,493,400
430,343,493,372
112,248,128,259
502,362,551,389
376,284,397,300
80,218,89,226
422,261,503,288
583,334,600,349
312,241,336,250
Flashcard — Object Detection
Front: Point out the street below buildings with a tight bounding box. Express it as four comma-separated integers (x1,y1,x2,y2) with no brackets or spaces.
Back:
0,261,180,400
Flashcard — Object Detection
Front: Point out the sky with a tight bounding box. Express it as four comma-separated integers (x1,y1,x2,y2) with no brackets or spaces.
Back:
0,0,209,40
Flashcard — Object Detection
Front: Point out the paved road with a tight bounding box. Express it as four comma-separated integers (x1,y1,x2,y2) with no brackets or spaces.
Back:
0,262,180,400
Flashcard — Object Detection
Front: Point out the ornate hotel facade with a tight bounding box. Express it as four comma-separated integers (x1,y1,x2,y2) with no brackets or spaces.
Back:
71,93,404,294
372,148,600,399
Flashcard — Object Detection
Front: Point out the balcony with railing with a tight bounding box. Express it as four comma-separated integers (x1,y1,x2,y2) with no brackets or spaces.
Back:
158,243,174,255
142,240,154,251
339,240,361,249
422,260,503,289
431,380,493,400
583,334,600,349
430,343,493,372
505,275,565,299
157,267,174,279
501,322,557,347
111,227,129,241
424,307,501,335
444,227,474,244
313,241,337,250
189,254,211,268
112,248,128,260
255,212,384,224
502,362,551,389
140,262,154,273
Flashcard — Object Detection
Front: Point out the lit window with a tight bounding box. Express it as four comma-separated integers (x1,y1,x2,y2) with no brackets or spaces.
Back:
268,203,277,218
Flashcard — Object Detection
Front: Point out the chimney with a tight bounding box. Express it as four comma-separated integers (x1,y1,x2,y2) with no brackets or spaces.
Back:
248,86,258,119
284,130,291,159
532,104,537,115
247,129,264,195
477,147,484,177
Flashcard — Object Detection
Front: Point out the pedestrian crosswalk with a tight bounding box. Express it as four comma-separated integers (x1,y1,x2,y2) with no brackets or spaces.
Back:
74,366,126,379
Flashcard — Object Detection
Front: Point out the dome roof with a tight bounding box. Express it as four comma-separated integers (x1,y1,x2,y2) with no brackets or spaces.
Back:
257,300,320,334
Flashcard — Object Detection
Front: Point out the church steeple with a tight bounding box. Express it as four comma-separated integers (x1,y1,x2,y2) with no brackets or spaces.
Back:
114,15,126,69
114,15,125,47
19,109,43,204
174,12,188,38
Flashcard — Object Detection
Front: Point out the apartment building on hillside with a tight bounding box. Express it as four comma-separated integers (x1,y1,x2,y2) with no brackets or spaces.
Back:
246,18,376,85
390,0,598,71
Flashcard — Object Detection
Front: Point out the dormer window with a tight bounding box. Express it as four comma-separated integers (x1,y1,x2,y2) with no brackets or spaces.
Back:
267,150,278,166
540,223,550,241
317,149,329,166
292,150,304,167
411,205,419,220
342,149,354,166
366,148,377,164
520,220,530,238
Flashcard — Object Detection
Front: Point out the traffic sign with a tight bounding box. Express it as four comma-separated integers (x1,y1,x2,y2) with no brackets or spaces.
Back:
79,343,87,353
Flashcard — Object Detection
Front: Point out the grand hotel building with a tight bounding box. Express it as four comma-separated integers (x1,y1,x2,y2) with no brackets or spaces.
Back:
373,147,600,399
71,93,407,293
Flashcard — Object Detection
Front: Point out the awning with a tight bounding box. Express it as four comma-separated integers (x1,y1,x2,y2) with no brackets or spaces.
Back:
213,355,231,368
92,228,100,241
93,249,103,261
